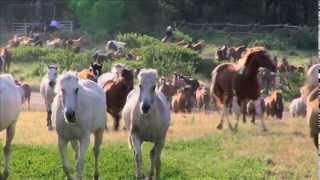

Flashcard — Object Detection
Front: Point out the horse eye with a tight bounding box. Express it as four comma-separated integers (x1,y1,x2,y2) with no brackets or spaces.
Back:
61,88,65,93
152,86,156,91
75,88,79,93
139,84,142,89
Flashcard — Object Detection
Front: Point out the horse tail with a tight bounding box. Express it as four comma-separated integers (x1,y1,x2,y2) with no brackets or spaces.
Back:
210,64,223,107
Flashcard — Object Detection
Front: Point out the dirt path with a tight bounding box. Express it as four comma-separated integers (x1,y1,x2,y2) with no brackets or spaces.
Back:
22,92,45,111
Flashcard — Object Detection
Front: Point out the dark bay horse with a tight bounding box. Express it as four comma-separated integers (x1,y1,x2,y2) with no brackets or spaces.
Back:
103,68,134,130
0,48,12,72
210,47,276,131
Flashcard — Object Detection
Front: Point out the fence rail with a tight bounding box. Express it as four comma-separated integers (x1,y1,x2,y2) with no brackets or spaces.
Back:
10,21,73,34
175,22,316,33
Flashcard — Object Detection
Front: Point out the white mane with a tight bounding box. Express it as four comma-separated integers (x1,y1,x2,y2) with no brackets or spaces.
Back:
138,69,158,85
55,71,78,94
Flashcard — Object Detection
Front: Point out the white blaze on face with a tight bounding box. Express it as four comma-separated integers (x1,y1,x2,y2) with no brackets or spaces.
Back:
48,68,58,82
138,70,157,114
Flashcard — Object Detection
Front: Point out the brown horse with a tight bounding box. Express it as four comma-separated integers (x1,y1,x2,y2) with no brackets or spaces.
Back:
103,68,134,130
15,80,32,109
216,45,228,61
171,85,194,113
210,47,276,131
264,90,284,119
196,85,210,111
158,78,176,104
228,46,247,62
0,48,12,72
78,63,103,82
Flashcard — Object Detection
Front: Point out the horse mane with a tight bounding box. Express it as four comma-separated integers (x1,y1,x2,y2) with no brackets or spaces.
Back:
55,71,78,94
138,69,158,84
237,46,266,69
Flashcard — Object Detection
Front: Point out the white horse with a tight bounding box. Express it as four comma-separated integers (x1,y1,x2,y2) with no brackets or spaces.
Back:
52,72,106,180
122,69,170,180
289,97,306,117
0,74,22,179
40,65,58,130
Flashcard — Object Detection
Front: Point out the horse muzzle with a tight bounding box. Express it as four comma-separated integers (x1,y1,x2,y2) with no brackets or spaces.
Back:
141,103,151,114
64,110,76,124
49,81,56,88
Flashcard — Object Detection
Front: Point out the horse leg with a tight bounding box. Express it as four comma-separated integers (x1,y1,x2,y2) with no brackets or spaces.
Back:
150,140,165,180
76,136,90,180
131,134,143,179
71,140,79,160
216,107,225,129
314,134,319,149
27,97,31,110
47,110,53,130
260,115,267,132
2,124,16,180
58,137,73,180
113,113,120,131
93,130,103,180
225,109,234,131
241,101,247,124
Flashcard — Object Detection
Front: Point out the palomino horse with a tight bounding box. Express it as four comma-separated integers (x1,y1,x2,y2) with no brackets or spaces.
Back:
40,65,58,130
122,69,170,180
210,47,276,131
52,72,106,179
0,74,22,179
102,68,134,130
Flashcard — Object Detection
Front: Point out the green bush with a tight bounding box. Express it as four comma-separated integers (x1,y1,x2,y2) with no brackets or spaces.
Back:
135,44,203,76
116,33,160,49
280,72,305,101
288,27,317,50
173,31,193,42
11,46,92,76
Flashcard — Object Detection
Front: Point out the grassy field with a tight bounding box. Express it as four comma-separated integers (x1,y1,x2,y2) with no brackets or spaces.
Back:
0,111,315,179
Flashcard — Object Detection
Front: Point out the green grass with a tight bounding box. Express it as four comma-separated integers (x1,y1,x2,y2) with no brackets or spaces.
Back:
0,130,315,179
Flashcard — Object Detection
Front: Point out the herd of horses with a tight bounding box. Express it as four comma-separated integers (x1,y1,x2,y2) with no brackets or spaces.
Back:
0,32,318,179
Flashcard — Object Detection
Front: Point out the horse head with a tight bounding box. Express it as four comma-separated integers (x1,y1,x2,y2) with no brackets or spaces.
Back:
56,72,80,124
238,47,276,78
121,68,134,91
47,64,58,87
90,62,103,78
138,69,158,114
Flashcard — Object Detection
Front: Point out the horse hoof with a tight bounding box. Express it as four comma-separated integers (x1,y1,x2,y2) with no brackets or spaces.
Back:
94,173,99,180
216,124,223,130
48,126,54,131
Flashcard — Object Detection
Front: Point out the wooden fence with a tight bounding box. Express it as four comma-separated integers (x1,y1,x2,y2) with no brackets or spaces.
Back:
175,22,316,34
10,20,73,34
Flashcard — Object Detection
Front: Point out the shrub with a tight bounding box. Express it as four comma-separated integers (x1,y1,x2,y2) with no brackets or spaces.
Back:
280,72,305,101
116,33,160,49
287,27,317,50
173,31,193,42
11,46,92,76
135,44,203,76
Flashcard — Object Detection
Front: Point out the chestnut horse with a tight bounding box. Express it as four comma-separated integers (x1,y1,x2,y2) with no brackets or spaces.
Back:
264,90,284,120
103,68,134,130
210,47,276,131
78,63,103,82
